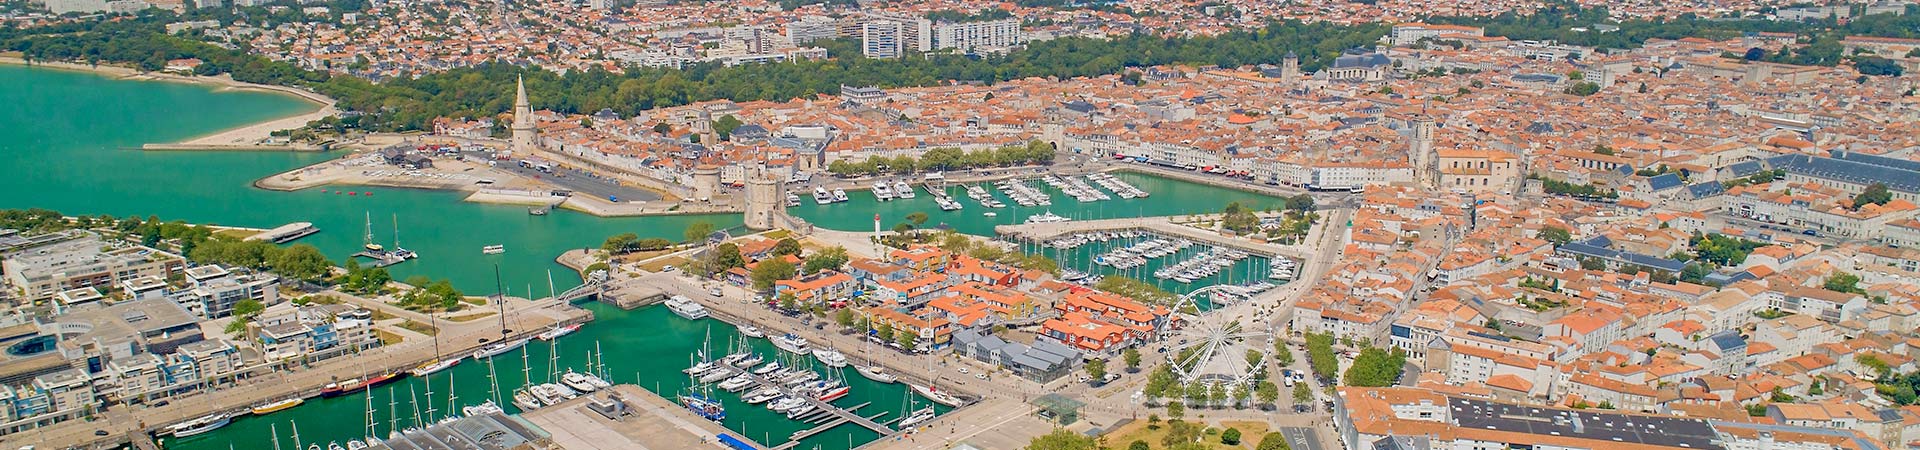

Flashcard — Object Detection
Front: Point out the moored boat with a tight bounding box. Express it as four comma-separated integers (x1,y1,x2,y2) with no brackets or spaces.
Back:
410,358,460,377
471,338,530,360
912,384,965,407
772,333,810,355
168,412,231,438
251,398,303,416
856,364,898,384
537,323,581,341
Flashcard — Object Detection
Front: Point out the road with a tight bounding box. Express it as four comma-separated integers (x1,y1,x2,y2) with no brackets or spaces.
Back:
1281,426,1325,450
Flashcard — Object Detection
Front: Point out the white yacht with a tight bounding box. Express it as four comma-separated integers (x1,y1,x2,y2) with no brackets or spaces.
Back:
857,364,897,383
471,338,529,360
812,187,832,204
169,412,231,438
912,384,965,407
664,295,709,320
873,182,894,201
894,181,915,199
1025,212,1071,224
898,405,937,428
832,189,849,202
772,333,811,355
739,325,765,338
812,347,849,368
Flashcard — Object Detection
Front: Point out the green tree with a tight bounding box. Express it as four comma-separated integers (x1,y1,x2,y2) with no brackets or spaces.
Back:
1127,441,1150,450
1085,359,1107,381
1855,183,1893,209
1293,382,1314,403
1221,428,1243,445
1274,341,1294,366
1305,333,1338,380
802,246,850,274
1539,226,1573,246
1824,271,1864,294
269,243,332,281
1025,428,1097,450
713,243,746,271
750,257,796,290
834,307,856,328
1342,347,1408,387
1123,347,1142,371
1255,380,1279,406
1166,401,1185,419
684,221,716,243
897,328,920,351
1257,432,1292,450
772,238,802,256
877,322,895,342
711,114,744,140
905,212,930,227
777,291,799,311
602,232,640,254
1565,81,1601,96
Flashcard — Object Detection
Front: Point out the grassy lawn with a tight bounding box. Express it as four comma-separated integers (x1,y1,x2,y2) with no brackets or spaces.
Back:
639,256,691,273
446,312,496,322
1103,418,1269,450
761,229,792,240
398,320,438,336
213,229,256,240
460,295,487,306
615,249,677,264
375,329,404,346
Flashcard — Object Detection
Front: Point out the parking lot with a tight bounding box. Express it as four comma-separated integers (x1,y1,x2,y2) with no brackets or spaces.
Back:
465,150,664,202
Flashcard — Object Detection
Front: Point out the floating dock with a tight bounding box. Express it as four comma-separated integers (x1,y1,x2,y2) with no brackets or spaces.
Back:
351,248,414,267
245,222,319,243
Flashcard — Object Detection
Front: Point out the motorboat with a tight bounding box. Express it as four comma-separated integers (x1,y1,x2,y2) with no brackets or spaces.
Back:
744,388,783,404
813,187,833,204
561,371,603,393
832,189,848,202
787,193,802,207
471,338,529,360
482,245,505,255
512,389,545,411
1025,212,1070,224
250,398,303,416
730,353,764,368
873,182,894,201
812,347,849,368
718,375,756,392
463,400,504,417
739,325,765,338
768,396,806,413
893,181,915,199
772,333,810,355
537,323,581,341
665,295,709,320
912,384,965,407
168,412,231,438
784,403,817,419
816,385,851,402
699,368,735,383
752,361,784,376
685,360,719,376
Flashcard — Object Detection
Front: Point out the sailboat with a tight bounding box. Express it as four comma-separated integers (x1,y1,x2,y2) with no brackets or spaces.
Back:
910,342,964,407
472,265,527,360
388,214,417,259
896,386,937,429
411,311,459,376
855,319,897,383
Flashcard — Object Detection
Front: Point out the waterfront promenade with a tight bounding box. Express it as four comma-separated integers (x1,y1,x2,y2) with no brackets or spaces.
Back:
15,291,587,450
993,215,1316,261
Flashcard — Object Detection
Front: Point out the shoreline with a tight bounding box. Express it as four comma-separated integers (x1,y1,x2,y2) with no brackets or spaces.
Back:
250,156,745,218
0,54,339,151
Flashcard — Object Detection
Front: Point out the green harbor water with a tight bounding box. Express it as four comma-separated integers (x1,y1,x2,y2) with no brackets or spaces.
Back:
787,172,1286,236
0,64,738,292
1016,233,1289,296
166,304,950,450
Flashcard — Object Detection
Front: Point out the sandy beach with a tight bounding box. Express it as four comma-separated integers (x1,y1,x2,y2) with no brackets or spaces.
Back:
0,54,337,150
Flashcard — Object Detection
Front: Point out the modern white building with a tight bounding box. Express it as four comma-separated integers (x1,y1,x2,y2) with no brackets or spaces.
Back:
932,19,1022,53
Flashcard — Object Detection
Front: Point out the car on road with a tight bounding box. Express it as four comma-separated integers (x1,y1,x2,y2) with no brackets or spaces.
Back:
975,373,987,380
94,430,109,436
709,287,723,297
958,367,969,374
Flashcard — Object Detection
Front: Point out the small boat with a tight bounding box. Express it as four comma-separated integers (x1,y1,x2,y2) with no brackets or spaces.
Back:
537,323,581,341
832,189,848,202
982,212,997,217
699,368,735,383
330,443,347,450
347,441,369,450
753,361,784,376
528,206,548,216
912,384,965,407
320,378,361,398
812,347,849,368
894,181,915,199
561,371,602,393
813,187,833,204
168,412,231,438
768,396,806,413
873,182,894,201
362,371,403,390
665,295,709,320
512,389,545,411
462,400,504,417
719,375,755,392
472,338,530,360
744,388,783,404
251,398,303,416
772,334,810,355
685,360,719,376
857,365,898,384
898,405,937,428
679,389,726,422
482,244,505,255
410,358,460,377
739,325,765,338
731,353,764,368
1025,211,1070,224
816,385,851,402
784,403,816,418
787,193,802,207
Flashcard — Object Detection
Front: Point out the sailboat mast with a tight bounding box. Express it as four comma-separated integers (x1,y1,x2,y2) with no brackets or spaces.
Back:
363,211,374,249
487,357,502,405
387,386,398,436
547,269,556,299
446,361,459,417
270,423,282,450
366,381,377,441
493,264,508,337
292,421,303,450
392,213,400,249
